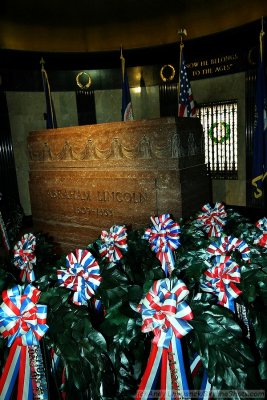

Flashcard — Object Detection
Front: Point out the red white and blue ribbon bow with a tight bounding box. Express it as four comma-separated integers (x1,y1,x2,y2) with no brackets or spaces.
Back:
206,235,251,263
135,278,193,399
99,225,128,263
57,249,102,306
138,278,193,347
197,202,227,237
256,217,267,232
0,284,48,400
200,255,242,311
13,233,36,283
143,214,181,276
254,217,267,248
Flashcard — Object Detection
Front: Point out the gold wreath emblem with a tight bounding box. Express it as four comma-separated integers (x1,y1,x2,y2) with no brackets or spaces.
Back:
76,71,92,89
160,64,176,82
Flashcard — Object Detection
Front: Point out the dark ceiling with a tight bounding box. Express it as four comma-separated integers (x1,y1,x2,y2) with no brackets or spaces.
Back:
1,0,267,52
4,0,191,25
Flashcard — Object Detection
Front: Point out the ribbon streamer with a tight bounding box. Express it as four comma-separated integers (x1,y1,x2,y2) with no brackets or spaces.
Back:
197,202,227,237
206,235,251,263
190,353,212,400
13,233,36,283
143,214,181,276
236,303,251,338
50,348,66,399
254,218,267,248
91,297,107,317
136,278,193,399
200,255,242,311
255,217,267,232
99,225,128,263
254,233,267,248
0,284,48,400
57,249,102,306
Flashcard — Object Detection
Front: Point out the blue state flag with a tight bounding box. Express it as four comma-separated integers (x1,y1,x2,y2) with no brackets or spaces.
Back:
41,59,57,129
251,29,267,199
120,48,134,121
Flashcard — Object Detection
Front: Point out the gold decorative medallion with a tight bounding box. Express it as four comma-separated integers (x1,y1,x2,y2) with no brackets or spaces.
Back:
76,71,92,89
160,64,176,82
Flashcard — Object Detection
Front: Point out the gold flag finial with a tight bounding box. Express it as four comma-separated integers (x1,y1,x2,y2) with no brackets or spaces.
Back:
40,57,45,71
177,28,187,45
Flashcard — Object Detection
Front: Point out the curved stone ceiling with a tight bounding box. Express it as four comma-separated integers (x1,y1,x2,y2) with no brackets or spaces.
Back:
1,0,267,52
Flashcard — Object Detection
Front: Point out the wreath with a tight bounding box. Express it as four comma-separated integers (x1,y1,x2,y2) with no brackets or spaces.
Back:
160,64,176,82
76,71,92,89
208,121,230,144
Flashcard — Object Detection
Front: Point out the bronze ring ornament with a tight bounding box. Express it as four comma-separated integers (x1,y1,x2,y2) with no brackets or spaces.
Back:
160,64,176,82
76,71,92,89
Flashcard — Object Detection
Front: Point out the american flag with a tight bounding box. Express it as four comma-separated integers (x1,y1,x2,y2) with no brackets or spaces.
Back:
178,47,196,117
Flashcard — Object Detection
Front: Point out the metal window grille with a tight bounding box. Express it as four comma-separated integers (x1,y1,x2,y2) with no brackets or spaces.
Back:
197,100,238,179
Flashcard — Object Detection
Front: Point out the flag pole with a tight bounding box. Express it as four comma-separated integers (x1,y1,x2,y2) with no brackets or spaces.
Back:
251,16,267,199
259,16,266,199
120,46,133,121
40,57,56,129
260,16,265,62
177,28,187,102
120,45,125,83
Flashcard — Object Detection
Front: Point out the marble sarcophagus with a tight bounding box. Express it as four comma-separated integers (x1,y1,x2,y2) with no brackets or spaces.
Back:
28,117,210,252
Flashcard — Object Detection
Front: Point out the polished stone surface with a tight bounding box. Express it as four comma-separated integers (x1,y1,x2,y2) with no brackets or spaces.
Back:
28,117,209,252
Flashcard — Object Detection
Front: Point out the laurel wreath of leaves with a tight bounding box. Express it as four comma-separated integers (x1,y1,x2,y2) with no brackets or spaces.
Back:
208,121,231,144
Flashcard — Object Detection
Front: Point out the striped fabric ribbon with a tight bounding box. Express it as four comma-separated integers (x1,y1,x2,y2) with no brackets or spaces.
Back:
50,348,66,399
196,203,227,238
99,225,128,263
206,235,251,263
57,249,102,306
190,353,212,400
200,255,242,311
143,214,181,276
256,217,267,232
254,217,267,248
0,284,48,400
50,348,60,376
254,233,267,248
13,234,36,283
236,303,251,338
136,278,193,399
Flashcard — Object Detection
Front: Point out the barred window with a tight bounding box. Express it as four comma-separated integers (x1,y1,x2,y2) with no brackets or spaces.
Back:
197,100,238,179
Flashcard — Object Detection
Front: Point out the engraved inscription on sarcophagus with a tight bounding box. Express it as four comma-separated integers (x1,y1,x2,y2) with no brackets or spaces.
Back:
28,117,210,252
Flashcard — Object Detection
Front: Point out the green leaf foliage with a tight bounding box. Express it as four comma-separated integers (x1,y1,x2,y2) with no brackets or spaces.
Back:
0,205,266,399
189,302,255,391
